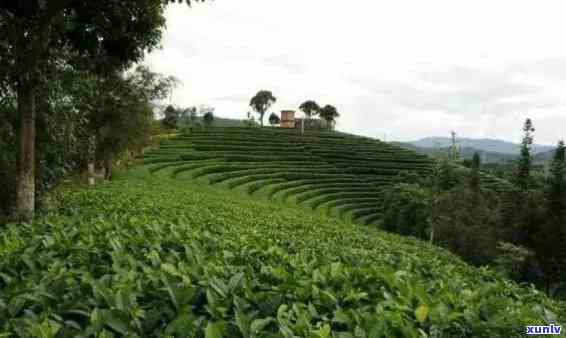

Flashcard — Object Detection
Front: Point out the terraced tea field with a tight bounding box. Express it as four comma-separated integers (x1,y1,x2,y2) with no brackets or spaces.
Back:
0,170,561,337
143,127,512,225
2,127,556,337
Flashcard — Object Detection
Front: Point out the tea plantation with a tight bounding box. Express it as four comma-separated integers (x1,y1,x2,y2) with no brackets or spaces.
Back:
0,128,562,337
143,127,512,225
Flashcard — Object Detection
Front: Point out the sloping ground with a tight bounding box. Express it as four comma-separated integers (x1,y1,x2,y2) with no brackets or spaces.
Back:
143,127,513,225
0,173,561,337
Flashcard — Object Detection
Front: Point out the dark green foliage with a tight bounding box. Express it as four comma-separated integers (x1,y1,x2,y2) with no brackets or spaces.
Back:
0,102,16,218
381,183,431,239
382,162,503,266
319,105,340,130
432,160,463,191
546,140,566,215
1,65,92,219
299,100,320,118
433,184,499,266
268,112,280,126
0,0,193,219
203,111,215,127
162,105,181,129
535,140,566,295
0,63,175,219
494,242,535,281
470,152,481,191
249,90,276,127
81,66,176,178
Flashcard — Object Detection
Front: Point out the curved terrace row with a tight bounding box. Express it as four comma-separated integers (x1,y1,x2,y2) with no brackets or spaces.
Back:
142,127,512,224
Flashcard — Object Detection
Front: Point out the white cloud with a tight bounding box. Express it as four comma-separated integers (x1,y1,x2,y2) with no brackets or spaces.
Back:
146,0,566,145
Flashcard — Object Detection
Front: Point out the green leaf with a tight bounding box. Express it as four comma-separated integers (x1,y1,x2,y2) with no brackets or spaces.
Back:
210,278,228,298
415,305,429,324
100,309,130,335
250,317,274,336
234,309,251,337
205,321,224,338
318,323,331,338
228,272,245,291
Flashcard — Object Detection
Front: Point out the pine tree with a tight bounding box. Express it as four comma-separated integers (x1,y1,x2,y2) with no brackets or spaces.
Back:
449,131,460,161
470,152,481,191
547,140,566,216
536,140,566,295
515,118,535,190
503,119,541,247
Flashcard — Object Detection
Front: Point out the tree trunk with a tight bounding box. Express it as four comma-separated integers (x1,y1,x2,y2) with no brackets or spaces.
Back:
104,159,113,181
87,163,95,186
15,84,36,221
87,135,96,186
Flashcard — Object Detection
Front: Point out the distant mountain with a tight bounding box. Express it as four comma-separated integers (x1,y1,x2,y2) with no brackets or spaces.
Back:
410,137,554,155
393,142,518,163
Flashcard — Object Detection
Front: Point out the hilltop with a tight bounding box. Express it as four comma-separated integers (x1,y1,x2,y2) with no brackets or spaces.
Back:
143,127,512,226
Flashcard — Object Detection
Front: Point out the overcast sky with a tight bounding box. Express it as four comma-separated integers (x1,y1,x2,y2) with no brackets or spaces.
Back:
145,0,566,145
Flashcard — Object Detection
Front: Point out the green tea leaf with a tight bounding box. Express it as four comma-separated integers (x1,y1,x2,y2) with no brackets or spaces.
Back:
415,305,429,324
205,321,224,338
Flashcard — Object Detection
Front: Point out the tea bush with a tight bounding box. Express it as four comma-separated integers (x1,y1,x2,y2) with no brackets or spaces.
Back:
0,171,561,337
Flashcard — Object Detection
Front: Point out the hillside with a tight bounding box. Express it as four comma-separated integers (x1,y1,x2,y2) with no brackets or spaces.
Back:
144,127,512,226
411,136,554,155
534,149,556,163
0,159,561,336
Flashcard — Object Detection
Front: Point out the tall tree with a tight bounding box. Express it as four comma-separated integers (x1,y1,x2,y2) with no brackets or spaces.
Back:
299,100,320,119
203,111,214,127
470,152,481,191
547,140,566,215
0,1,204,220
249,90,276,127
162,105,180,129
85,66,176,179
535,140,566,295
319,105,340,130
514,118,535,190
503,119,545,250
449,131,460,161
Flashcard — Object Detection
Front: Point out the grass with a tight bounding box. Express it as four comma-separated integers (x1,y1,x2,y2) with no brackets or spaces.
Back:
0,168,562,337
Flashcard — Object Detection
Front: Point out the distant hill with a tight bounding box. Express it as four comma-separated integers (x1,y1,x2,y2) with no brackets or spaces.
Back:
393,142,517,163
410,137,554,155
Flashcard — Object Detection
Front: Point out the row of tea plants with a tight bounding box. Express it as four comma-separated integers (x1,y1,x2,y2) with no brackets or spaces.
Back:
0,170,562,337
